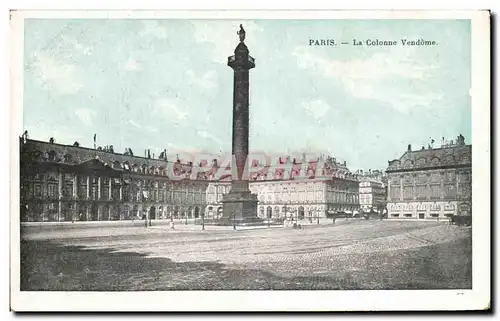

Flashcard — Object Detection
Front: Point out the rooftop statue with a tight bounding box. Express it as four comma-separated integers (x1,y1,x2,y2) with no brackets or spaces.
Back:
237,24,246,42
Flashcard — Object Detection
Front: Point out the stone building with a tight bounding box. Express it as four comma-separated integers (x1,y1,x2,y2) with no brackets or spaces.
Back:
20,138,360,222
357,170,388,214
205,156,360,220
385,134,472,219
20,138,208,222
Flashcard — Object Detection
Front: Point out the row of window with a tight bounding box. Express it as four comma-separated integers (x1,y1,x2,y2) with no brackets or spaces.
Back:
390,171,471,185
22,183,206,202
390,183,471,200
390,213,454,218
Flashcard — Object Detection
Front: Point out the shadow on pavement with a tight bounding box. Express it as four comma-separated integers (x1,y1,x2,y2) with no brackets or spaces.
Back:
20,237,472,291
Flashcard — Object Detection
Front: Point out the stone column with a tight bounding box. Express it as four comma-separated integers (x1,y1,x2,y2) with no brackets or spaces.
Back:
426,173,431,201
156,183,160,212
73,174,78,199
86,176,90,199
221,26,259,224
440,171,445,200
109,178,112,200
412,174,417,201
399,176,404,201
58,172,63,221
97,177,102,200
387,179,391,202
73,173,78,220
96,177,101,221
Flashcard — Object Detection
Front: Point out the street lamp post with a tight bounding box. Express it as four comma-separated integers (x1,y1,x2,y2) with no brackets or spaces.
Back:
185,211,188,225
317,210,320,225
233,211,236,230
201,213,205,230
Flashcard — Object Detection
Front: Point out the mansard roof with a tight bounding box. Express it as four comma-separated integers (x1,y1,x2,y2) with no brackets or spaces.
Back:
387,144,472,172
19,138,360,182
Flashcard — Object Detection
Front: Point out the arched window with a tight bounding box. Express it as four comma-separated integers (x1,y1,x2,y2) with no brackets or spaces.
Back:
48,150,57,161
417,158,426,166
266,206,272,218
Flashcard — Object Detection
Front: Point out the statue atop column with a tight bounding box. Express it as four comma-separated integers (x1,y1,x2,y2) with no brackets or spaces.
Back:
237,24,246,42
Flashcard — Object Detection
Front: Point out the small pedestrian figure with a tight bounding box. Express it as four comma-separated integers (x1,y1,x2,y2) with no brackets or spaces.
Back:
170,217,175,230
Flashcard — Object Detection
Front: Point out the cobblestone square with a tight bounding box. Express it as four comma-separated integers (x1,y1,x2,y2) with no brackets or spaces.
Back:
20,219,472,291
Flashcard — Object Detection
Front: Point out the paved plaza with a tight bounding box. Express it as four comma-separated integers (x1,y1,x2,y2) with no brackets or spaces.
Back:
20,219,472,291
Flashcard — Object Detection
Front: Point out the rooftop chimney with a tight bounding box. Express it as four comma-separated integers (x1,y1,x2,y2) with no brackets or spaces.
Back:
407,144,411,152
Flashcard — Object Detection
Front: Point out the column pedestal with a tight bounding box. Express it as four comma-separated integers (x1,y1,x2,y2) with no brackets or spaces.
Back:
220,181,261,226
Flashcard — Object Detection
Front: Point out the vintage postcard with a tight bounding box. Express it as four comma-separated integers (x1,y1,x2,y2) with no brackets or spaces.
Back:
10,10,490,311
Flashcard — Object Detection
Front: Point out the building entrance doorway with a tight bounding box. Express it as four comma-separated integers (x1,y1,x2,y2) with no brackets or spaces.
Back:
150,206,156,220
418,213,425,219
91,203,98,221
298,206,305,220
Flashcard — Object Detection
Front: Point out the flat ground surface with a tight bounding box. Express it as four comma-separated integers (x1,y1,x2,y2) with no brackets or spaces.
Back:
20,219,472,290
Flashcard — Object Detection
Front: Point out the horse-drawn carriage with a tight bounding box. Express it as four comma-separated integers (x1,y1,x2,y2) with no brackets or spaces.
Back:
450,215,472,226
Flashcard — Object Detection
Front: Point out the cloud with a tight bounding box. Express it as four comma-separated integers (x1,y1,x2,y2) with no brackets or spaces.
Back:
29,51,83,95
301,100,331,120
60,35,93,56
186,69,218,93
122,58,141,71
75,108,96,126
127,119,142,129
190,21,263,64
197,130,222,145
127,119,158,133
154,98,189,125
292,45,442,113
140,20,168,39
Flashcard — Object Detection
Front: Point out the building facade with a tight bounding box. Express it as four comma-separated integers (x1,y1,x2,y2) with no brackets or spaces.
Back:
358,170,387,213
206,156,360,220
385,135,472,219
206,179,359,220
20,138,208,222
20,138,360,222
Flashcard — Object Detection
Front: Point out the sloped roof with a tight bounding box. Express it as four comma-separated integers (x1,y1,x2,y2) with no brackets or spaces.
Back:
20,138,360,182
387,144,471,172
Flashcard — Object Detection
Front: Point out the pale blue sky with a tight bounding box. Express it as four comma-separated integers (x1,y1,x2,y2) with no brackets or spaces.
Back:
23,19,471,170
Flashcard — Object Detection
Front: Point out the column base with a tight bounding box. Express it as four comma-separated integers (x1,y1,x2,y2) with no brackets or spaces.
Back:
220,190,262,226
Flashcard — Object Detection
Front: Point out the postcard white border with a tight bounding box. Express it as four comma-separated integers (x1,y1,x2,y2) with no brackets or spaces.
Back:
9,10,490,312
